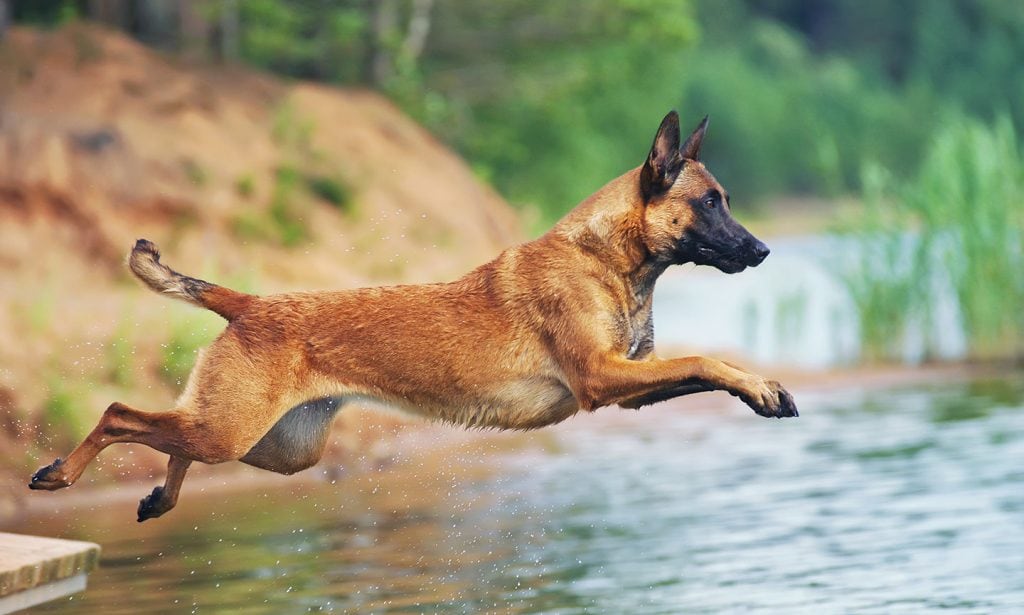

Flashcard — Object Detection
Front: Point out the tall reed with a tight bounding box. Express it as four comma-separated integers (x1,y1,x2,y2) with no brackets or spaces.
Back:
840,115,1024,361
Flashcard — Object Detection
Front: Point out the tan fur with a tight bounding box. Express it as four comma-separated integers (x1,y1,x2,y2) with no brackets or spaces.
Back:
30,113,796,521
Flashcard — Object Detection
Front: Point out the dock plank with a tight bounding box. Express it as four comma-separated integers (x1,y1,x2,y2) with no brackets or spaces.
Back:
0,532,100,612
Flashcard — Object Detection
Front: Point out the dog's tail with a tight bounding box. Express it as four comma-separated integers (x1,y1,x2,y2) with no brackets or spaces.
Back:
128,239,254,321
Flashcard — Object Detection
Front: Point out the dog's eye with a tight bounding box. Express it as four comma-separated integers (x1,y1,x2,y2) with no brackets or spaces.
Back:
703,198,715,208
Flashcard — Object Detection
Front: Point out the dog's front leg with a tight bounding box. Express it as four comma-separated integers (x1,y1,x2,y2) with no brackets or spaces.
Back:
617,382,716,409
574,356,797,418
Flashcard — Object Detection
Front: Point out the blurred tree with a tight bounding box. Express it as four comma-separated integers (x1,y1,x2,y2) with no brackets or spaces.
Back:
413,0,699,220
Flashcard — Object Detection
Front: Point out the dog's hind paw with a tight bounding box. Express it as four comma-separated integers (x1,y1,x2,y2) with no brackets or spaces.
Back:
29,458,72,490
137,486,173,522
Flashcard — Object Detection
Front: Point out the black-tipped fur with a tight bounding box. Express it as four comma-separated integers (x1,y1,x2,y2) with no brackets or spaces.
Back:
128,239,212,302
128,239,253,321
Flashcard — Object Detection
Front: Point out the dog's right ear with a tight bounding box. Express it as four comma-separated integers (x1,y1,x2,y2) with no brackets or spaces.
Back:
640,111,684,201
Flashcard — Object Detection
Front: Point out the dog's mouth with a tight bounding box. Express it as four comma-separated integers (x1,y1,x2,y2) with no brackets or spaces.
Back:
694,246,749,274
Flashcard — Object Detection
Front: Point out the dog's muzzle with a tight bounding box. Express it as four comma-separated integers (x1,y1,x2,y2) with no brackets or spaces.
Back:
746,239,770,266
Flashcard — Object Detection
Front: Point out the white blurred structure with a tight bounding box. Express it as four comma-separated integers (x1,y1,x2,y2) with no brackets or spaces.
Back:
653,234,967,369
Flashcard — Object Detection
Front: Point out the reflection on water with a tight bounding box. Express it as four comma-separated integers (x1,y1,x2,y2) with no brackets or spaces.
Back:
8,376,1024,613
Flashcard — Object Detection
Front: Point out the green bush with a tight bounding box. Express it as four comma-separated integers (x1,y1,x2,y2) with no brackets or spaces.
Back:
269,166,309,246
673,21,937,202
182,159,209,187
230,166,311,246
305,174,354,214
236,174,256,198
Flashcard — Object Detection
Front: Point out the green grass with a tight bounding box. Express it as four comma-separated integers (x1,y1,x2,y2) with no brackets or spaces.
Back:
236,174,256,198
182,159,209,187
230,165,311,247
271,100,315,154
159,311,221,389
39,379,89,450
105,329,134,387
839,115,1024,361
269,166,309,246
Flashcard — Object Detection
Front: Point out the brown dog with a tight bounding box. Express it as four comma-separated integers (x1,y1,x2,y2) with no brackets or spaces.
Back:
30,111,797,521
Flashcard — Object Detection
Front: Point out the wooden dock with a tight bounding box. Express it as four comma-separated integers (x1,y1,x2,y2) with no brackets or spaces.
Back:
0,533,100,614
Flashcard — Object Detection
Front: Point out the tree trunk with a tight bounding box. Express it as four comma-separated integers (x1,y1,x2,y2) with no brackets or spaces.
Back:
87,0,131,30
219,0,240,61
0,0,8,41
135,0,180,50
178,0,211,61
365,0,399,86
402,0,434,61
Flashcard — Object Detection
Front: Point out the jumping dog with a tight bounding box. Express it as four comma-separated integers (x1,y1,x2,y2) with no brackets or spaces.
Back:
30,111,798,521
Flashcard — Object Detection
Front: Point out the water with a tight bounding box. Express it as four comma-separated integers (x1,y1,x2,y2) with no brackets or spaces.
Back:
8,375,1024,613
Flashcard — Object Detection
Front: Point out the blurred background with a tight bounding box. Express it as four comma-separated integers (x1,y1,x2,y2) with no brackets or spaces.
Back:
1,1,1023,612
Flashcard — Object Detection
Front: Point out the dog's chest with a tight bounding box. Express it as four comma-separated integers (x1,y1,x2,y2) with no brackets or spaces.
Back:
622,301,655,360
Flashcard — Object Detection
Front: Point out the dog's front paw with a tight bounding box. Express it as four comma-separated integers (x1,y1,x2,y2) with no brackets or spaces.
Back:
739,379,798,419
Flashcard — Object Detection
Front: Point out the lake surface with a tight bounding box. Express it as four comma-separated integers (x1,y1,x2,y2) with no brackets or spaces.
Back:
7,374,1024,613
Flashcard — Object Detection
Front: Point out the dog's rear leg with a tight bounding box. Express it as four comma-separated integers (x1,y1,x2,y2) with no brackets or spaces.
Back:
30,402,193,490
137,456,192,522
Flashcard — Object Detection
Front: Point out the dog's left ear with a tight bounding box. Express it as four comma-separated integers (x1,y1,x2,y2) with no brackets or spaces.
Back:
681,115,709,161
640,111,684,201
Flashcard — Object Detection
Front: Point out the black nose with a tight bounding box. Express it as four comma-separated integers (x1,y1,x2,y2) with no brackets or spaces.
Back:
751,241,770,264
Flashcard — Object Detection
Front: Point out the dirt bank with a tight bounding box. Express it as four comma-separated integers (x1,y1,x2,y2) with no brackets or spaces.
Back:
0,24,522,496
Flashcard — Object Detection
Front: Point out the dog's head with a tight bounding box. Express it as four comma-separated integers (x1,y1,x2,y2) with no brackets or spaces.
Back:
638,111,769,274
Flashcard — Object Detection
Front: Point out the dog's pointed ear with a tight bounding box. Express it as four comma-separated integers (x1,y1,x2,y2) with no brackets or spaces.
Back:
640,111,684,201
681,115,709,161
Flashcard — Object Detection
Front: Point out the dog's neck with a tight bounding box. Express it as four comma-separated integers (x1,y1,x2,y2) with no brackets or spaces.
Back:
553,168,669,304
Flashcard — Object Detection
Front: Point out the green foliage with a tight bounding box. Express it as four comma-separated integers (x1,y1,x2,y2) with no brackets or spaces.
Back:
919,117,1024,357
105,329,134,387
160,327,199,388
39,379,87,450
20,287,56,334
305,174,354,214
231,166,311,246
237,0,368,82
412,0,1022,221
411,1,699,223
182,159,209,187
230,210,271,243
838,165,919,361
159,312,220,389
271,100,315,154
11,0,79,26
12,0,1023,227
839,116,1024,361
269,165,309,246
236,174,256,198
672,22,937,202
